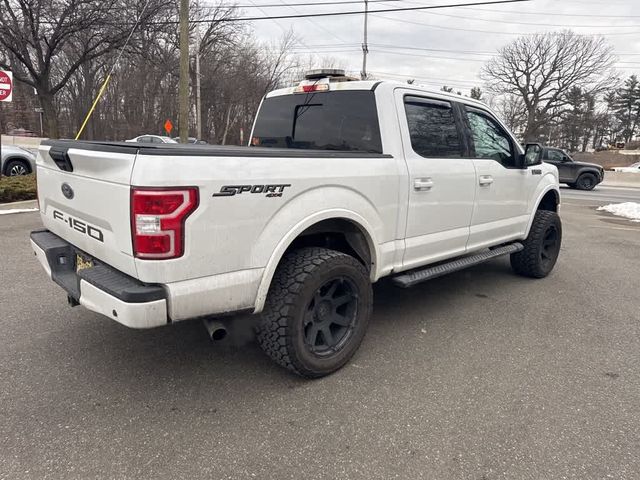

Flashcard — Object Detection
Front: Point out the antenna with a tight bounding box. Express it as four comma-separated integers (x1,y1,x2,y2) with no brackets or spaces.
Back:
361,0,369,80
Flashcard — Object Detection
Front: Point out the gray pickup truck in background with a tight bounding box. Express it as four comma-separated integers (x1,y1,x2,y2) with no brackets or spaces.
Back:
542,147,604,190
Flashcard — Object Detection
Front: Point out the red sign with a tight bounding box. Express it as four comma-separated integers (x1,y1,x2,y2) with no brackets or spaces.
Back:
164,119,173,135
0,70,13,102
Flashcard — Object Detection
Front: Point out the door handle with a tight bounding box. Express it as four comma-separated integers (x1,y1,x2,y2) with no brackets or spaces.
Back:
414,178,434,191
479,175,494,186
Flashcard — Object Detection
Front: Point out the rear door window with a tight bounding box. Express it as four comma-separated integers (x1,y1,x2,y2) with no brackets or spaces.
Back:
545,149,564,161
404,97,463,158
251,91,382,153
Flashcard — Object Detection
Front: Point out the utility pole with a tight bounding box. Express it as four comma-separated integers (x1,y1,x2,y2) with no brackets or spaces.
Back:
178,0,189,143
360,0,369,80
195,21,202,141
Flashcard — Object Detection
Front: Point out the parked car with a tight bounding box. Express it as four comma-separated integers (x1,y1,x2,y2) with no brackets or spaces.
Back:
172,136,208,144
541,147,604,190
612,162,640,173
125,135,177,144
30,69,562,378
1,144,36,176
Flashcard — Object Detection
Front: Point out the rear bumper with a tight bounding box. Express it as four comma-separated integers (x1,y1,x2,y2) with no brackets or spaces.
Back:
30,230,168,329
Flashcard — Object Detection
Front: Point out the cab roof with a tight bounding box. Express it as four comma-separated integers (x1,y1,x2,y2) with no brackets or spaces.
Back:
265,79,490,111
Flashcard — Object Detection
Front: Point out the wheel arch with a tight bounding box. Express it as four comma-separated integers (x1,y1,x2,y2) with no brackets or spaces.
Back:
253,210,379,313
3,156,33,175
525,185,560,237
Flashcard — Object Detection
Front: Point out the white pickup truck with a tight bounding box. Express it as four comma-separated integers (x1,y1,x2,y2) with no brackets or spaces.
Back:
31,70,562,377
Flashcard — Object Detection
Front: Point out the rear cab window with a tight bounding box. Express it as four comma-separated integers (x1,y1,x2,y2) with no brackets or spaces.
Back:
251,90,383,153
403,96,464,158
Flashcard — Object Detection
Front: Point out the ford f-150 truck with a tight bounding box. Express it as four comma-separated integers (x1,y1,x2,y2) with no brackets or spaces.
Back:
31,70,562,378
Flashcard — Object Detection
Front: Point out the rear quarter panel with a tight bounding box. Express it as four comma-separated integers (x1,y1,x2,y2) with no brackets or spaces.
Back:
131,154,403,285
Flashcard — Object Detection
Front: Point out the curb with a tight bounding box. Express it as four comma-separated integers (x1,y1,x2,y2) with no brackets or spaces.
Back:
0,199,38,212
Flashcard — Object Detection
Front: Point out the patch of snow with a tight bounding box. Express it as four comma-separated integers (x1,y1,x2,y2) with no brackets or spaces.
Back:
0,208,38,215
597,202,640,222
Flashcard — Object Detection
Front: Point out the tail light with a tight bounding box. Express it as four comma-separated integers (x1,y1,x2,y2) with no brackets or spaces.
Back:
131,187,199,259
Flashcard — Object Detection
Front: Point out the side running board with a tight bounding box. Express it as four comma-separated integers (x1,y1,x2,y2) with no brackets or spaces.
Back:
392,243,524,288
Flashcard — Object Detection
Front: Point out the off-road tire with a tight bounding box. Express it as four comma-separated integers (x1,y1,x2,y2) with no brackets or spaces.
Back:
511,210,562,279
575,172,597,191
257,247,372,378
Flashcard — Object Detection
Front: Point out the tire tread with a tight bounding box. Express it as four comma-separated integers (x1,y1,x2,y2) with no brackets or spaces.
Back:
511,210,561,278
257,247,369,377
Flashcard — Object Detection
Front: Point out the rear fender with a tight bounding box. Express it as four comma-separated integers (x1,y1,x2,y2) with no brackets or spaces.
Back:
251,186,383,313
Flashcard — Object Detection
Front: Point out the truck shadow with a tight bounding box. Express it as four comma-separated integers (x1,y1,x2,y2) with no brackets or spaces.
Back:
54,257,524,391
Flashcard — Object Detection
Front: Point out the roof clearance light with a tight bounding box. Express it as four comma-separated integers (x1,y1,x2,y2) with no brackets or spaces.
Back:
294,84,330,94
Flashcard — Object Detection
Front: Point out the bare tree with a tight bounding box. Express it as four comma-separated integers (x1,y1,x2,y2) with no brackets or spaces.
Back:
482,31,617,142
495,94,527,135
0,0,167,137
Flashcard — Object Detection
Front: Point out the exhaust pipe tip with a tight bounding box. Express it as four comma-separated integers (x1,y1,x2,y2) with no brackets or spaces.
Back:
203,318,228,341
211,327,227,341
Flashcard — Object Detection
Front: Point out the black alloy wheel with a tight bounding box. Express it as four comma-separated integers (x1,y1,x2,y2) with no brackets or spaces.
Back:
303,277,358,356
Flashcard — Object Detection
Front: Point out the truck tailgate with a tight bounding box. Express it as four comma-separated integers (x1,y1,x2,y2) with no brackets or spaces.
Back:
37,142,139,277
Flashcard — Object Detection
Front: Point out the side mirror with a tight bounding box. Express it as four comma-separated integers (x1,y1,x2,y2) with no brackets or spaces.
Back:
521,143,543,168
561,155,570,163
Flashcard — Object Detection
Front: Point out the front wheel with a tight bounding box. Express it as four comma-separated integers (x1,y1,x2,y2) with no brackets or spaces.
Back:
257,247,372,378
511,210,562,278
576,173,597,191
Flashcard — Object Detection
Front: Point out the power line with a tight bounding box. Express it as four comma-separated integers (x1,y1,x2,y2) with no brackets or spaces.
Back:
372,13,640,36
243,0,313,50
411,7,640,28
373,49,487,61
368,70,480,88
273,0,351,43
146,0,531,24
371,43,494,55
201,0,401,8
458,6,640,17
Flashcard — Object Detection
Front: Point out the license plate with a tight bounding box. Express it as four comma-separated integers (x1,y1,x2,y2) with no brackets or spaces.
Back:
76,253,94,273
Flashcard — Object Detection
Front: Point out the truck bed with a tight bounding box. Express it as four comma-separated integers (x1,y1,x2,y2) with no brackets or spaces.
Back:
42,140,391,158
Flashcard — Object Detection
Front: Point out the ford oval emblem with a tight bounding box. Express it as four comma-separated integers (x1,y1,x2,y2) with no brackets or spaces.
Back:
61,183,74,199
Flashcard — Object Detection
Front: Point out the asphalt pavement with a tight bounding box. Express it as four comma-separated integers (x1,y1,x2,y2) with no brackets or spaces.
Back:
561,185,640,204
1,188,640,480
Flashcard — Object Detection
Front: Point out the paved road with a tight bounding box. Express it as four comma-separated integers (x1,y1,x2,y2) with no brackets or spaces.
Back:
2,202,640,480
561,185,640,204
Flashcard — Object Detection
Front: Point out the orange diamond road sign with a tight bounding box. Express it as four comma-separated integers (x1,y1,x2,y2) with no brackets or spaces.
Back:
164,119,173,135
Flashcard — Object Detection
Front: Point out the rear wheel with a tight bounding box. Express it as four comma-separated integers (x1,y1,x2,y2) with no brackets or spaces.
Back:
257,247,372,378
511,210,562,278
5,159,30,176
576,173,597,191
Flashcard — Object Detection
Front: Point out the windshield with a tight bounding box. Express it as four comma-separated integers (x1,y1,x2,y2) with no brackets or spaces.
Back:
251,90,383,153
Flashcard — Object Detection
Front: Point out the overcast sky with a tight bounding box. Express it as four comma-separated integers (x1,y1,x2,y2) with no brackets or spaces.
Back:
234,0,638,94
